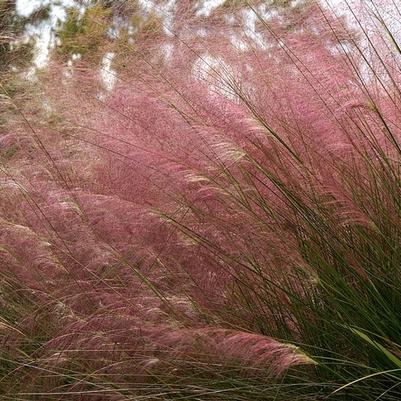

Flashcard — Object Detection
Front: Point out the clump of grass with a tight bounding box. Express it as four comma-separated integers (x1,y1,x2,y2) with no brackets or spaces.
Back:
3,0,401,400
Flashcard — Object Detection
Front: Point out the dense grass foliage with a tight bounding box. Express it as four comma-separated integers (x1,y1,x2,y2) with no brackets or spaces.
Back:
2,0,401,399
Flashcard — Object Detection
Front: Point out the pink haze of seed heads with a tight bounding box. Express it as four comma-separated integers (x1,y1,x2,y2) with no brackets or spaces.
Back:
1,0,401,397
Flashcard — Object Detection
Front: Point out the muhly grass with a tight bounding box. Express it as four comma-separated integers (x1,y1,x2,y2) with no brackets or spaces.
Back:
2,0,401,399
